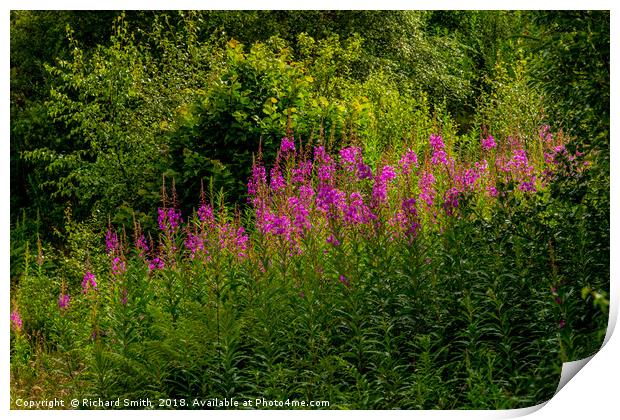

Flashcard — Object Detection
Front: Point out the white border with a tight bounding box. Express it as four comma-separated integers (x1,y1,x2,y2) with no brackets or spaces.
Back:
3,1,617,11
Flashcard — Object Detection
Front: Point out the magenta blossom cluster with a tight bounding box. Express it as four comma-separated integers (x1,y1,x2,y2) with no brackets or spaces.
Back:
148,257,165,271
245,130,576,252
10,310,22,332
135,232,165,272
280,137,296,154
198,203,215,225
497,149,537,193
135,234,149,258
430,134,448,165
542,144,588,182
96,129,578,279
111,257,126,276
454,160,488,192
185,230,205,260
58,293,71,310
292,160,312,184
248,164,267,197
442,187,460,216
218,223,250,258
337,145,373,180
344,192,376,226
539,125,553,143
176,213,248,262
481,135,497,151
418,171,436,209
105,227,127,276
372,165,397,204
158,207,183,235
82,271,98,294
340,146,361,166
399,149,419,175
105,230,119,255
390,197,420,240
145,196,249,265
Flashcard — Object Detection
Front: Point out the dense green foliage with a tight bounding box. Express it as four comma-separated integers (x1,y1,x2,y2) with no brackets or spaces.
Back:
10,11,609,410
11,10,528,233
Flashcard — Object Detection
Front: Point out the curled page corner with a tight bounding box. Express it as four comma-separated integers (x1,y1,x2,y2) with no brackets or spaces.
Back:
553,298,617,396
494,400,548,418
494,356,597,419
554,355,595,395
499,316,616,418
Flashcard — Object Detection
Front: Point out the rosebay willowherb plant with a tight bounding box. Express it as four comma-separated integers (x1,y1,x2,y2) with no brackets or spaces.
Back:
11,128,605,409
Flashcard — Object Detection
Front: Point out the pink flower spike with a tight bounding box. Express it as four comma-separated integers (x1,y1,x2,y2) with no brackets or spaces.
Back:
481,135,497,151
111,257,126,276
430,134,448,165
82,271,98,294
10,310,23,332
58,293,71,310
135,234,149,257
105,230,119,255
339,146,362,171
280,137,296,154
399,149,419,175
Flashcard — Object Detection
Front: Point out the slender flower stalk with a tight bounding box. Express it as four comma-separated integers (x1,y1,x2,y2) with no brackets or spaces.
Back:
136,234,149,258
36,236,44,266
120,289,128,306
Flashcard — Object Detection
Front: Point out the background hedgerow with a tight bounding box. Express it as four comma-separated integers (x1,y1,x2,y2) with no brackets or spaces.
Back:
11,11,608,409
